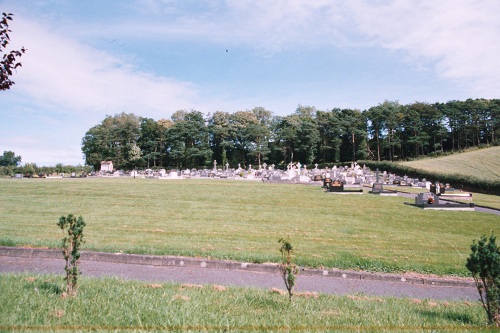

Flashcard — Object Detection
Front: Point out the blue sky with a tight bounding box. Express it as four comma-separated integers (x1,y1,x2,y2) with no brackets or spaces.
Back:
1,0,499,166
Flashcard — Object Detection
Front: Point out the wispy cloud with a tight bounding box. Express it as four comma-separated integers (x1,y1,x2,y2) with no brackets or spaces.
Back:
123,0,500,96
10,15,201,120
347,0,500,97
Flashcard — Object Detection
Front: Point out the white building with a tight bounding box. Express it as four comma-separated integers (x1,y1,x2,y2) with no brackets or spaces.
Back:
100,161,113,172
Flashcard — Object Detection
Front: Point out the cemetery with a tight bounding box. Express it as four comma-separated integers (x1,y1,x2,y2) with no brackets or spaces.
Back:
86,160,484,208
2,162,499,330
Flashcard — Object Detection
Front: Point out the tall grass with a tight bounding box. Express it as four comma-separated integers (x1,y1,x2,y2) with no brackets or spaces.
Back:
0,273,487,332
401,146,500,182
1,178,499,276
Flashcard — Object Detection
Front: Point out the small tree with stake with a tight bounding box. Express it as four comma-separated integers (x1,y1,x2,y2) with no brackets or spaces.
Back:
466,233,500,327
279,237,299,302
57,214,86,296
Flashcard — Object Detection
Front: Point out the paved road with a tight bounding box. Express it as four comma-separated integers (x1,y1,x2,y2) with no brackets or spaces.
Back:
0,248,479,301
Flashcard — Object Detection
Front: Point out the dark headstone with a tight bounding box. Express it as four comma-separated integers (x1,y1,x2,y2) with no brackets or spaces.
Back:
328,180,344,192
372,183,383,193
429,183,436,194
415,193,440,205
323,178,332,188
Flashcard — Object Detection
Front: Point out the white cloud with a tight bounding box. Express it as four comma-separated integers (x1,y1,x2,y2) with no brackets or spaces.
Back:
348,0,500,97
125,0,500,96
9,15,201,120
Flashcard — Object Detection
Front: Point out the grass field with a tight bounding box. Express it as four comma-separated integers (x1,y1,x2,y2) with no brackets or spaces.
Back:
400,146,500,182
0,273,487,332
1,178,499,276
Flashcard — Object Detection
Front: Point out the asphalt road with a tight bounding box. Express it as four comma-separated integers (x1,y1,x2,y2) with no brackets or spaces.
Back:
0,254,479,301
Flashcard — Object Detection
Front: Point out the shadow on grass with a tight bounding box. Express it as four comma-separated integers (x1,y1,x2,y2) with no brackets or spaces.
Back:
23,277,63,295
419,309,477,325
39,281,63,295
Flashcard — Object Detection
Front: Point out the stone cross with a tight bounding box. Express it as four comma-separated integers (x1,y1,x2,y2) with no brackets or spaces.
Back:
375,168,380,183
225,162,229,171
315,163,318,169
213,160,217,171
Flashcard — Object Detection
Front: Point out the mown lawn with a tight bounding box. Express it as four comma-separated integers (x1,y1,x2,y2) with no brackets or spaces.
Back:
0,274,487,332
1,178,499,276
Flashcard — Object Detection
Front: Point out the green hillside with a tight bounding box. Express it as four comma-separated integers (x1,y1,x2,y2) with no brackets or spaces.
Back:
400,146,500,182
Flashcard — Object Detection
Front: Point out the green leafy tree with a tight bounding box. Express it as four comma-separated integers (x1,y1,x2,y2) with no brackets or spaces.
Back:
466,233,500,326
81,112,141,170
208,111,234,167
0,150,21,166
316,109,343,163
229,110,260,166
167,110,212,168
1,13,26,91
338,108,368,162
248,107,273,166
138,117,160,168
294,105,320,165
57,214,86,296
278,237,299,302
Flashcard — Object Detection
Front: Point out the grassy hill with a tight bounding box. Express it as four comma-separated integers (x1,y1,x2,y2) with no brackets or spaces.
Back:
400,146,500,182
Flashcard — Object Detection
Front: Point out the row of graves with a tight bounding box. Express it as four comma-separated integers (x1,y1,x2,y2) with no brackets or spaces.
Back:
98,160,475,211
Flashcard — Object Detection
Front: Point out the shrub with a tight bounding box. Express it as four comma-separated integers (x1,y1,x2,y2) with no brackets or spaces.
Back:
278,237,299,302
466,233,500,326
57,214,86,296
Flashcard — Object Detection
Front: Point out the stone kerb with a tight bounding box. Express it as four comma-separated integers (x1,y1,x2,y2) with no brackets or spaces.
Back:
0,247,474,287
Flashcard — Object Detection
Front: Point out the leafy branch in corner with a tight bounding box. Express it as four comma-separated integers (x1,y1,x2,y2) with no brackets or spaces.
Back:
1,12,26,91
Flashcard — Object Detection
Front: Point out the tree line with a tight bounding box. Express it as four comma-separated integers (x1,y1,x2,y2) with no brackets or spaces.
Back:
81,98,499,171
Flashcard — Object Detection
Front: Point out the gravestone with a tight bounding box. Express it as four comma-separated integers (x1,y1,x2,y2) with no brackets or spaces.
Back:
438,182,446,195
323,178,332,189
415,193,440,205
328,180,344,192
371,168,384,193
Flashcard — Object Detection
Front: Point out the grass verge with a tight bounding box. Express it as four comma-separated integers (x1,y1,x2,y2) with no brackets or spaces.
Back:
0,273,488,332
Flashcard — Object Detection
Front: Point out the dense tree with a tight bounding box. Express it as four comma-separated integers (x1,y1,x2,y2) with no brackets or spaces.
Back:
0,150,21,166
248,107,273,167
166,110,212,168
138,118,160,168
338,108,368,162
1,13,26,90
81,112,141,170
316,109,342,163
229,110,260,167
208,111,233,167
81,99,499,170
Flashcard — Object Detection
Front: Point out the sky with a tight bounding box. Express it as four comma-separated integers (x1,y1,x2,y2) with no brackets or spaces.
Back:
1,0,499,166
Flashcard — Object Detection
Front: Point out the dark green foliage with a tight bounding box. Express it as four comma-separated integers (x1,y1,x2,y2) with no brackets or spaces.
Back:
466,233,500,326
80,98,499,170
0,150,21,166
1,13,26,90
278,237,299,302
57,214,86,296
